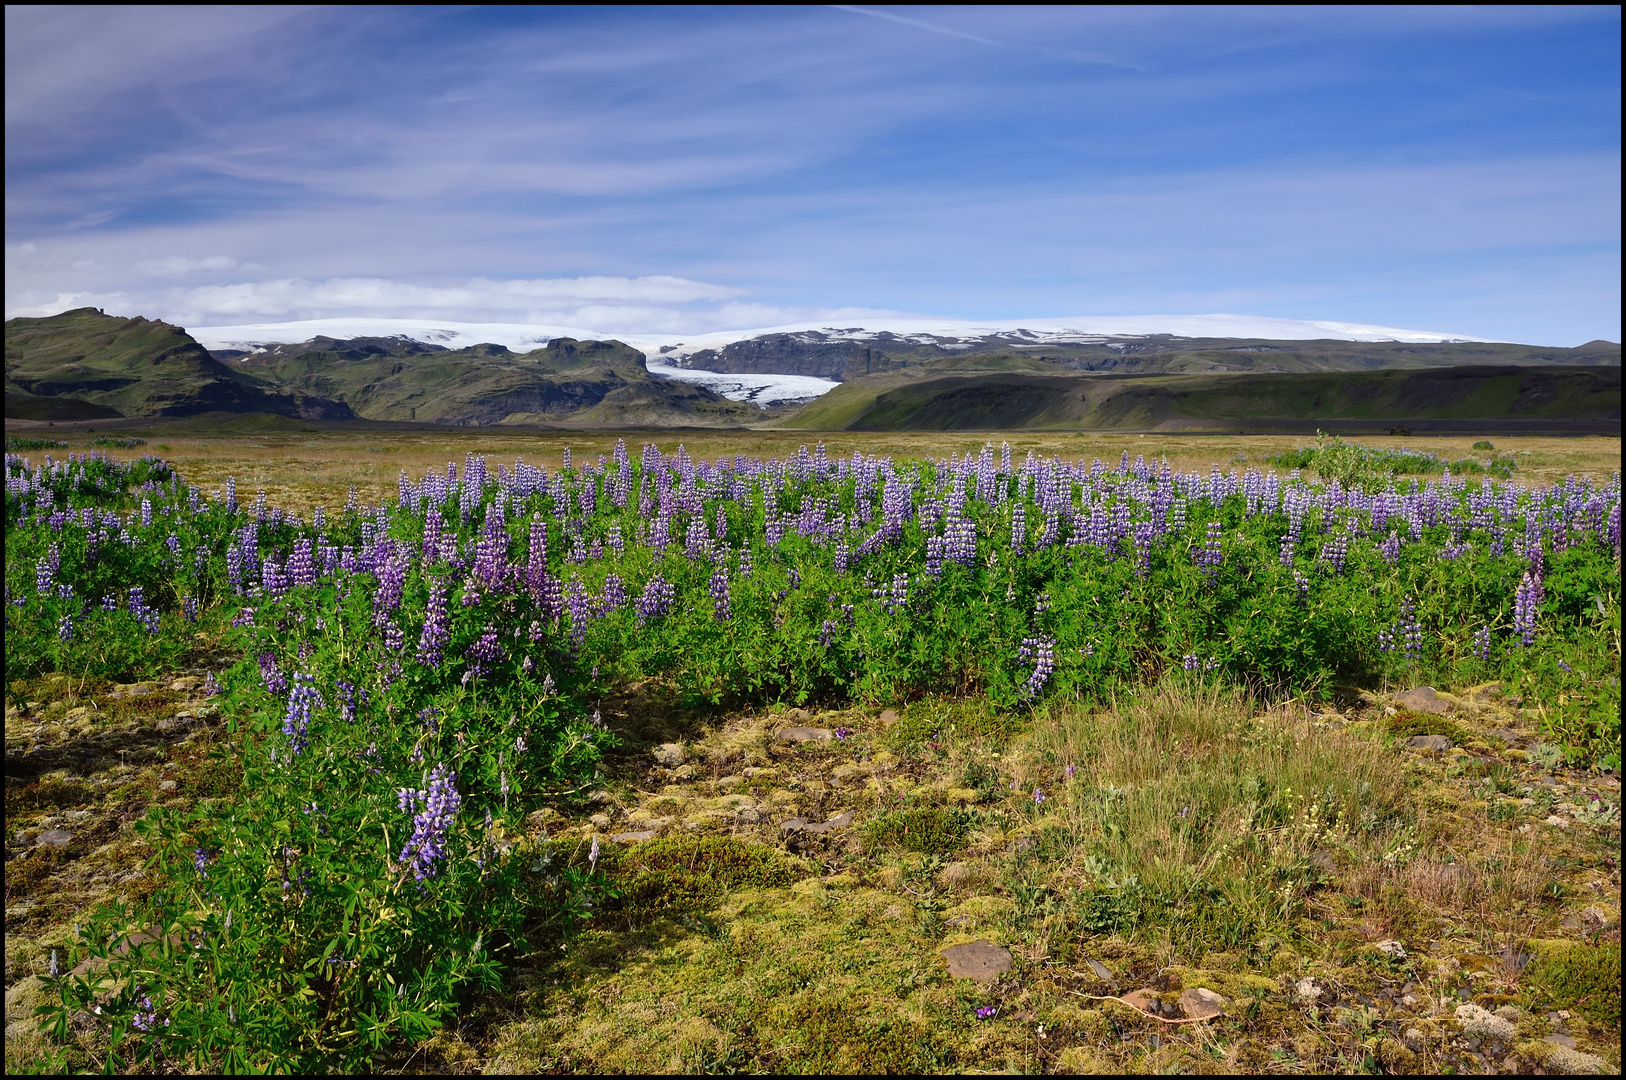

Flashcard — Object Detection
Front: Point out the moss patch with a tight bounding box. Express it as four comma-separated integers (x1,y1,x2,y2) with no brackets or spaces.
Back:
599,836,808,924
1524,941,1621,1029
865,806,968,855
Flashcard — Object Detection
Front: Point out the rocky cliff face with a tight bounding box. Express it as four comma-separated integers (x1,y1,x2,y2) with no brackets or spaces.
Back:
680,332,938,381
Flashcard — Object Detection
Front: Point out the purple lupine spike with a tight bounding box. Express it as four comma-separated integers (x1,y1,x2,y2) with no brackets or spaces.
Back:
398,764,460,881
636,575,675,623
282,673,323,755
1513,571,1542,646
416,577,450,668
710,565,731,621
465,626,505,678
1017,634,1055,700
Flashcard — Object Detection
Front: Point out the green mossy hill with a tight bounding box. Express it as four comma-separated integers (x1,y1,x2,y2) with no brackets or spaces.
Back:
248,334,758,426
4,308,354,421
786,363,1622,432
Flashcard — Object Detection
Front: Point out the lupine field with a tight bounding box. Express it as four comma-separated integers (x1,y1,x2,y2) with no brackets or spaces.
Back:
4,438,1621,1071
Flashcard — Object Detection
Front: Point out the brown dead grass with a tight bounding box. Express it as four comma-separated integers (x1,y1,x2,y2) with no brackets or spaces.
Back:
7,421,1617,516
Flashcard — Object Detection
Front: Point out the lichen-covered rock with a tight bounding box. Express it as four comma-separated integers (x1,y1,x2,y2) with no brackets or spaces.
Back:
1454,1003,1516,1041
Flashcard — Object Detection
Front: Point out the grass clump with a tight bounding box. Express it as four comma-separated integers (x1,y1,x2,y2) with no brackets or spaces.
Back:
90,436,146,449
1018,681,1409,958
1525,941,1621,1029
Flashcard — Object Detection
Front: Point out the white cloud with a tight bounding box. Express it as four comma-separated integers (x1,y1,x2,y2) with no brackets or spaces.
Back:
136,255,246,276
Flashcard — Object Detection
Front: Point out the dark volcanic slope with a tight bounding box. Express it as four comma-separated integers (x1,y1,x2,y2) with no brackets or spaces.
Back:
681,330,1620,382
5,308,353,420
790,364,1621,433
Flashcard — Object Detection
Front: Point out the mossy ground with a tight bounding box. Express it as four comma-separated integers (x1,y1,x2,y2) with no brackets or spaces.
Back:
5,668,1620,1074
3,671,233,1067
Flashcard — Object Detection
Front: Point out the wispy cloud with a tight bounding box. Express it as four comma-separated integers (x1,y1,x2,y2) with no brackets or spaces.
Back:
5,6,1619,344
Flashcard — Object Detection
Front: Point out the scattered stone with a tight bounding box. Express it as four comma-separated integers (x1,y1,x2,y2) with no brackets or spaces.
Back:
1373,939,1407,958
1408,734,1452,751
776,726,832,743
716,774,745,789
1545,1034,1577,1050
610,830,656,843
671,765,696,781
35,829,73,849
652,743,686,767
1397,686,1450,714
589,813,612,829
1455,1003,1516,1041
1544,815,1570,828
1178,987,1227,1021
1120,988,1158,1013
1084,958,1113,982
1295,977,1323,1003
1402,1027,1432,1052
940,940,1012,982
158,779,177,791
127,683,157,696
878,708,899,727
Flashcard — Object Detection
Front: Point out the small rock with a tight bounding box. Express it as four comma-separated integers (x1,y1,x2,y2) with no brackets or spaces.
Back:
1545,1034,1578,1050
1397,686,1450,714
776,726,832,743
780,817,808,833
1120,988,1158,1013
1178,987,1227,1021
35,829,73,849
610,830,656,843
878,708,899,727
940,940,1012,982
1544,815,1570,828
652,743,686,767
716,774,745,789
589,812,612,829
1084,957,1113,982
1408,734,1453,751
1402,1027,1431,1051
671,765,696,781
1373,939,1407,958
1296,977,1323,1003
1455,1003,1516,1041
158,779,177,791
128,683,157,696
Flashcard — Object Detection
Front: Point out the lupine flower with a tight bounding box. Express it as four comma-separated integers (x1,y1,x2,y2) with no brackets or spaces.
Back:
282,673,324,755
258,652,288,694
1064,765,1076,780
709,566,732,621
834,726,852,740
466,626,506,678
35,544,59,595
1472,625,1492,662
976,1005,998,1020
417,577,450,667
1033,788,1045,805
1513,570,1542,646
588,833,601,874
398,764,460,881
1017,634,1055,700
636,575,675,623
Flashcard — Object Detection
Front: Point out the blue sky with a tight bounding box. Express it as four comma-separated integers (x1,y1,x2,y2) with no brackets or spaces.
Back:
5,5,1620,344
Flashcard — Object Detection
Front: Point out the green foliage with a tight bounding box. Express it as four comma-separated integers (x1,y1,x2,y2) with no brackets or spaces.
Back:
1384,711,1470,744
91,436,146,449
6,436,68,451
1473,440,1496,451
